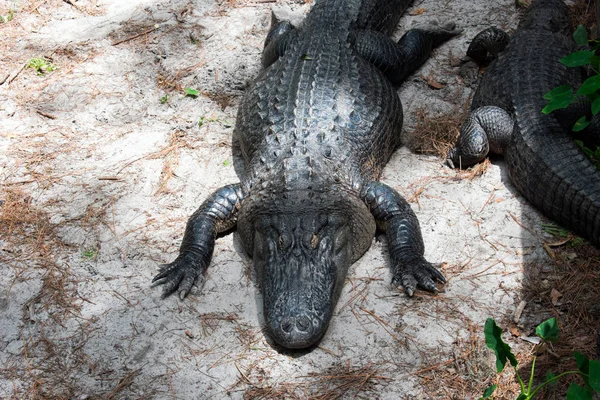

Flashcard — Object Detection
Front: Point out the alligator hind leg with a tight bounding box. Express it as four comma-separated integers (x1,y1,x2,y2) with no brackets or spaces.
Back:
362,182,445,296
152,184,244,299
466,27,510,63
262,16,296,68
352,23,462,85
447,106,514,169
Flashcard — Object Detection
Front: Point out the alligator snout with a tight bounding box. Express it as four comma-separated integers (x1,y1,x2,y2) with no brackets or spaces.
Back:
271,315,323,349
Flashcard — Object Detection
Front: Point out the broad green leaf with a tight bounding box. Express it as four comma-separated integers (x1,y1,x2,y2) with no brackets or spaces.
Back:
484,318,518,372
591,97,600,115
479,384,497,399
561,50,595,67
574,25,589,46
516,394,528,400
591,56,600,72
577,75,600,95
574,351,591,387
573,116,591,132
589,360,600,392
543,85,573,101
546,371,557,385
184,87,199,97
536,318,559,341
566,383,593,400
542,94,575,114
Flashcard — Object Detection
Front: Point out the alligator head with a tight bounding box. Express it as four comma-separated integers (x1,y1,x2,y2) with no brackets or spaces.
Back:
518,0,570,35
237,189,375,349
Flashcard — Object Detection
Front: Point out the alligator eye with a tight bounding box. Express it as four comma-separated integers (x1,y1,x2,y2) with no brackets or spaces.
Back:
278,235,284,249
310,234,319,249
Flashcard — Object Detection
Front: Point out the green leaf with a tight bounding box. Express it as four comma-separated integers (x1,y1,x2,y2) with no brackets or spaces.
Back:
591,56,600,72
573,116,591,132
577,75,600,95
566,383,593,400
184,87,199,97
591,97,600,115
546,371,557,386
542,94,575,114
543,85,573,101
574,25,589,46
484,318,518,372
516,394,528,400
536,318,559,341
480,384,497,398
561,50,595,67
574,351,591,387
589,360,600,392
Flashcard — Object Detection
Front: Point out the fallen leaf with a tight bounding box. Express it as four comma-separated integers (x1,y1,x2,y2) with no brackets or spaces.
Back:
421,74,446,89
521,336,542,345
542,242,555,259
410,8,427,15
550,288,562,305
545,238,570,247
509,326,520,337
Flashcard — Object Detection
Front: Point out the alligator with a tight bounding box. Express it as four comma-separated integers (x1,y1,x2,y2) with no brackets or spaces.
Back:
153,0,461,349
447,0,600,246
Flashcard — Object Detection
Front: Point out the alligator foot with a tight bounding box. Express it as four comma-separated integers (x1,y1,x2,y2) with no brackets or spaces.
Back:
362,181,446,296
153,252,208,299
466,27,510,64
152,183,243,299
413,21,464,48
392,259,446,297
447,105,514,169
351,21,462,85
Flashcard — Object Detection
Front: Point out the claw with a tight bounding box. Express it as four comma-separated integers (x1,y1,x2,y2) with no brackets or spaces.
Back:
393,258,446,296
153,254,204,299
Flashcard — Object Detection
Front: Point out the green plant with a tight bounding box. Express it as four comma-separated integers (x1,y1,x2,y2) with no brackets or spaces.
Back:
575,140,600,170
81,248,97,260
542,25,600,131
184,87,199,98
541,222,585,246
160,94,168,104
198,115,231,128
0,9,14,23
26,57,57,75
481,318,600,399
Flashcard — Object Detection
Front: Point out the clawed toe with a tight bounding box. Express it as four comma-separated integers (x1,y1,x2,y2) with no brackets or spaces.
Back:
152,256,203,299
393,259,446,296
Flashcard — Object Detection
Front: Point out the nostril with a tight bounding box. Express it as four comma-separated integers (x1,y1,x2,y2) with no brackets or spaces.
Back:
281,318,293,333
296,316,311,332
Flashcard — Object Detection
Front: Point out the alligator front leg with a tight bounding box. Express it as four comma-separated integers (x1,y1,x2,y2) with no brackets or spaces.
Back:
352,23,462,85
362,182,445,296
152,184,244,299
447,106,514,169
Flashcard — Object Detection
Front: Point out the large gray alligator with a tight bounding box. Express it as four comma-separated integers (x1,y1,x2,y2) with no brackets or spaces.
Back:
153,0,460,349
447,0,600,246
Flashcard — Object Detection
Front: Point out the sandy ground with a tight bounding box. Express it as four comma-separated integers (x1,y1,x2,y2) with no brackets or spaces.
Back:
0,0,598,398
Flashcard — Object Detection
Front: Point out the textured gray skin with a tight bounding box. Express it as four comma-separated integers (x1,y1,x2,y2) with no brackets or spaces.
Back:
153,0,461,349
465,26,510,63
447,0,600,246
